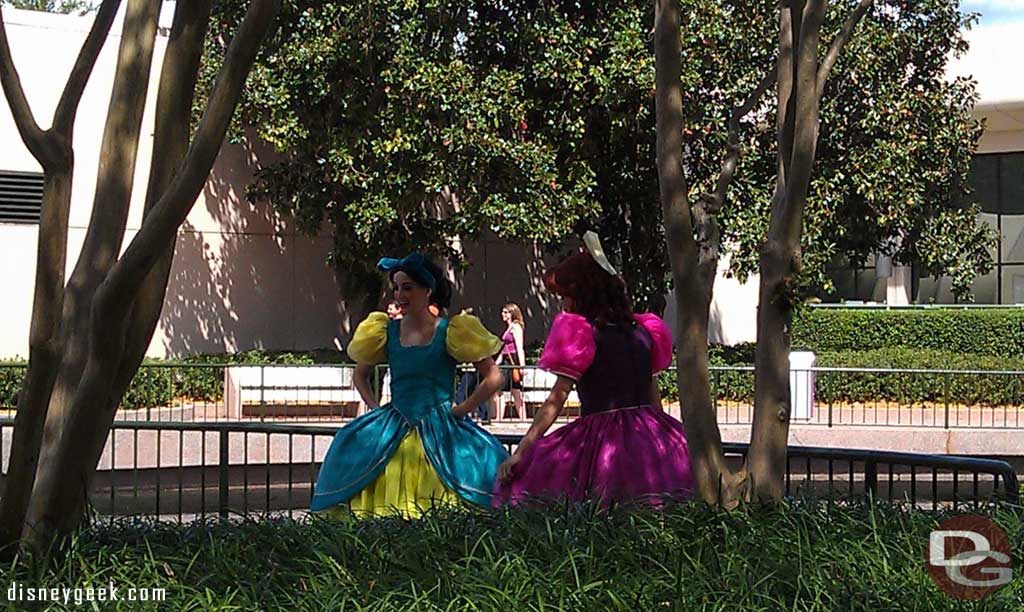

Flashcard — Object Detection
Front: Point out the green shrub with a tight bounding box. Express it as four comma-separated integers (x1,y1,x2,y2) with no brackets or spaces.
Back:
120,360,175,409
815,348,1024,406
0,349,349,412
792,307,1024,356
699,347,1024,406
0,360,27,408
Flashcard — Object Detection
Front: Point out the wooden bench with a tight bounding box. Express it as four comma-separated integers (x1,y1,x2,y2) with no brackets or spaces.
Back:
224,365,366,419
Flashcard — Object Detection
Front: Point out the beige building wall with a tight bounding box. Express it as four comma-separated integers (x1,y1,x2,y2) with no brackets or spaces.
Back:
0,6,343,359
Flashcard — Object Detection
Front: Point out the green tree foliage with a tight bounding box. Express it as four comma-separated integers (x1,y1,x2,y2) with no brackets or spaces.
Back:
201,0,992,307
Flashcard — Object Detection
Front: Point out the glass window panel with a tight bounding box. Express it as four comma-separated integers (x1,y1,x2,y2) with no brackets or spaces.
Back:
915,274,955,304
1000,264,1024,304
969,267,997,304
854,267,881,302
969,154,1000,214
829,268,856,302
1001,153,1024,215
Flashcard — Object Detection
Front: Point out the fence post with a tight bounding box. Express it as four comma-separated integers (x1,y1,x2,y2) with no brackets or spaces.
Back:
864,461,877,498
943,372,950,430
259,365,266,422
219,429,229,519
371,365,380,405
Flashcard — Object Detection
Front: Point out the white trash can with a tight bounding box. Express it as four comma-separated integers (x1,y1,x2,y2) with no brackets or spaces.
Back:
789,351,816,420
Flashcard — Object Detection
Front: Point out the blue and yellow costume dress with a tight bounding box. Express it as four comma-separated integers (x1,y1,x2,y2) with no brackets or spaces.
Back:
311,312,509,517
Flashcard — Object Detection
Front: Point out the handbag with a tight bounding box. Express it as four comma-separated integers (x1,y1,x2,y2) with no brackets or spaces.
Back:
510,366,522,385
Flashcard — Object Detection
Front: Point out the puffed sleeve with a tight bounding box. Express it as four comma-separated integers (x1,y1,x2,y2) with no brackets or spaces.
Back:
537,313,596,380
634,313,674,373
446,314,503,363
346,312,389,365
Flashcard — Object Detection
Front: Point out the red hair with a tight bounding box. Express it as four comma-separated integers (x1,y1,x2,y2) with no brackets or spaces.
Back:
543,251,634,326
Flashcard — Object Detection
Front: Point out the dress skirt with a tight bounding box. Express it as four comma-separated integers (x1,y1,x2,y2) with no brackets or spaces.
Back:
492,406,694,506
322,430,460,519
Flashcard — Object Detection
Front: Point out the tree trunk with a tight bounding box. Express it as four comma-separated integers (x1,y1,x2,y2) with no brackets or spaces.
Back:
0,172,71,554
24,0,281,548
653,0,738,504
25,0,162,543
0,0,121,555
112,0,214,415
747,0,826,501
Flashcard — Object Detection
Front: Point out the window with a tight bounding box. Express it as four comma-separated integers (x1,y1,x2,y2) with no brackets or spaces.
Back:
829,152,1024,304
0,170,44,224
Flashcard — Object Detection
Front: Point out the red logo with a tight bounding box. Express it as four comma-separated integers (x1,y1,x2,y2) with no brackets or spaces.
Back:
926,514,1013,600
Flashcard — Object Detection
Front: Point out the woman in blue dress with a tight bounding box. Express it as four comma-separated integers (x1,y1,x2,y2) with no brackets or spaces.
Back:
311,253,509,517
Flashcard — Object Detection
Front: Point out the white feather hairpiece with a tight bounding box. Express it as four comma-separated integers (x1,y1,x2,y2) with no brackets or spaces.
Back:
582,231,618,276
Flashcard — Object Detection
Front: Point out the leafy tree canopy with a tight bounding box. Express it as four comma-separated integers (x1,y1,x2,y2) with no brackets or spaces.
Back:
201,0,992,308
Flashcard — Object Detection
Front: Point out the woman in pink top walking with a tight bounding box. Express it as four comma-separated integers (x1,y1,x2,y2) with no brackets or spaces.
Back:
496,302,526,420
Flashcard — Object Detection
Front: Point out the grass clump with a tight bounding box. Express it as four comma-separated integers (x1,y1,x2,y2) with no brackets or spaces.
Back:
2,500,1022,610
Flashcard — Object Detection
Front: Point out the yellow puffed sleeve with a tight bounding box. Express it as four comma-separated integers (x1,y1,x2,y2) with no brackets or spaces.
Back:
346,312,389,364
446,314,503,363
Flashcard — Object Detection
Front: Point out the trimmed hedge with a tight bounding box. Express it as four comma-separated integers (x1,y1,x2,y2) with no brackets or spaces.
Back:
792,307,1024,357
0,349,348,411
0,360,26,408
700,347,1024,407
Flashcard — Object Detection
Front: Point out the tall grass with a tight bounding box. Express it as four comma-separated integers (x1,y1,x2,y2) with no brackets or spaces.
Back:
2,500,1022,610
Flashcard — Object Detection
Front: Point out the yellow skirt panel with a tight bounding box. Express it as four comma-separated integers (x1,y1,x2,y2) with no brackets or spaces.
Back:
322,430,458,519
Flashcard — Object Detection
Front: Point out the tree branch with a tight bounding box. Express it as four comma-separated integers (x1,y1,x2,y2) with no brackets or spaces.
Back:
98,0,281,308
702,66,777,214
115,0,214,414
53,0,122,135
816,0,874,100
0,8,50,164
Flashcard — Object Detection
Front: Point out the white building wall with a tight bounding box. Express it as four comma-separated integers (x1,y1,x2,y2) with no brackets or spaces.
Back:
0,7,343,359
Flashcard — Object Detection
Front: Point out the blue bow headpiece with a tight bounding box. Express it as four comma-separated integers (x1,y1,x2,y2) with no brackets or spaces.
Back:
376,252,437,291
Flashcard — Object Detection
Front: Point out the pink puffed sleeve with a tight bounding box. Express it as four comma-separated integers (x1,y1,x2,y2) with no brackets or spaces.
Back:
537,313,596,380
634,313,674,373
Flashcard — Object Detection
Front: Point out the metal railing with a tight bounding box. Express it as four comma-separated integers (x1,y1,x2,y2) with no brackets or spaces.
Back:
0,419,1016,522
710,365,1024,428
4,362,1024,428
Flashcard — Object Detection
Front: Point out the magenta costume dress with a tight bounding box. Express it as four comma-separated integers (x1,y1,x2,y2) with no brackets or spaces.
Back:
493,312,694,505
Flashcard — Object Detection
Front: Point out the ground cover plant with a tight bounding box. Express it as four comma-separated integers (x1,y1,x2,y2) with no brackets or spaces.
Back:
1,499,1021,610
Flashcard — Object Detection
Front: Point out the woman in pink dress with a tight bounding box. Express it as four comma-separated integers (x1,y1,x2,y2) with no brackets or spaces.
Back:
493,233,693,505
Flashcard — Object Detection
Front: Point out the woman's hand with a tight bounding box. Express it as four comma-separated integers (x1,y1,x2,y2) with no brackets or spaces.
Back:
497,454,522,482
451,402,469,418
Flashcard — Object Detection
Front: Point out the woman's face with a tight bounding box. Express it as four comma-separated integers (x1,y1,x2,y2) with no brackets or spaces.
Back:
501,307,511,323
391,271,431,316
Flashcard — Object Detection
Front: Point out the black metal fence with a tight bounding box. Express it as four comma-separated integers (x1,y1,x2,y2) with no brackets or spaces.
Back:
0,419,1015,522
5,363,1024,428
711,366,1024,429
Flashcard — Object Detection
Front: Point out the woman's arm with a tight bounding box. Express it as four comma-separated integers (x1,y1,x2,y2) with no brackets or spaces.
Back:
497,376,574,481
650,376,663,411
353,363,380,408
513,323,526,367
452,357,502,417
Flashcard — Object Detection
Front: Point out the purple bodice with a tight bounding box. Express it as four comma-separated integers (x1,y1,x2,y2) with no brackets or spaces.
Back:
576,321,654,416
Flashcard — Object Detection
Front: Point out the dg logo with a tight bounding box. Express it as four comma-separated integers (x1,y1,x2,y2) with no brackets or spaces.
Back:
926,514,1013,600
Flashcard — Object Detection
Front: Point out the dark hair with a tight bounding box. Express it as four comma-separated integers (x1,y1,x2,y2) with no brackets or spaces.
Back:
543,251,633,326
388,257,452,309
